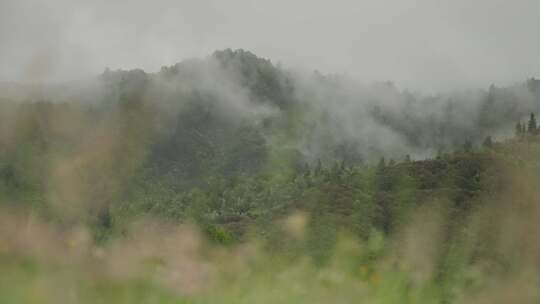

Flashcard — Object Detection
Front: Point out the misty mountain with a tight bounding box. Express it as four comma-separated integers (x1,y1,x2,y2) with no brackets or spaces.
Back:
2,49,540,177
89,50,540,163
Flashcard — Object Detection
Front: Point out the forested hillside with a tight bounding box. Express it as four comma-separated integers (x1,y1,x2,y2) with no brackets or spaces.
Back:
2,49,540,303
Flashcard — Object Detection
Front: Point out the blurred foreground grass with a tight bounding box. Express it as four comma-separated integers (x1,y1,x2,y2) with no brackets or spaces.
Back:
2,201,540,304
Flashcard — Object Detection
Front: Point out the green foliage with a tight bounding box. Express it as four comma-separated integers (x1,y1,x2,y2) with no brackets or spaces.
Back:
528,112,537,134
3,49,540,303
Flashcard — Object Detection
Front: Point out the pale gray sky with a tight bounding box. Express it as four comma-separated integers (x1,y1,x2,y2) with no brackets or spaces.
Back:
1,0,539,91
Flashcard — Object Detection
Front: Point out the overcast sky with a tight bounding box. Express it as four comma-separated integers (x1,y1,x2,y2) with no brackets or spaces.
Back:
1,0,539,91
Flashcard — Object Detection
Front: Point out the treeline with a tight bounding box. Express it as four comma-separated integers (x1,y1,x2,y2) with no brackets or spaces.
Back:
0,49,538,241
2,50,540,303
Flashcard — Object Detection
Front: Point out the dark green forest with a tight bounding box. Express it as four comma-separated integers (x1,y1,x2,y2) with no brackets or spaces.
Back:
2,49,540,303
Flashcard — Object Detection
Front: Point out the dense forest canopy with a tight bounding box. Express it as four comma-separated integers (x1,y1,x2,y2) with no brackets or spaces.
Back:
2,49,540,303
3,49,540,164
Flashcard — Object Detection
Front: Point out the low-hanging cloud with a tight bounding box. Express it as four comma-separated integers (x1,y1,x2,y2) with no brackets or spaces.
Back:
1,0,539,91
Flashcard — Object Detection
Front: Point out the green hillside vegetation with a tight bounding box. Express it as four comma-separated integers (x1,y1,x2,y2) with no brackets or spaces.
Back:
1,50,540,303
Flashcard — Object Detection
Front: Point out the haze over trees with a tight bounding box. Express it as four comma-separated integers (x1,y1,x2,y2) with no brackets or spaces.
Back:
1,49,540,303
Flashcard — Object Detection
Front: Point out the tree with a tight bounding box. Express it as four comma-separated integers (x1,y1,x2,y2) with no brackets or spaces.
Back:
528,112,537,134
377,157,386,170
463,140,473,153
516,122,523,137
482,136,493,148
404,154,411,162
436,149,444,160
315,159,323,175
